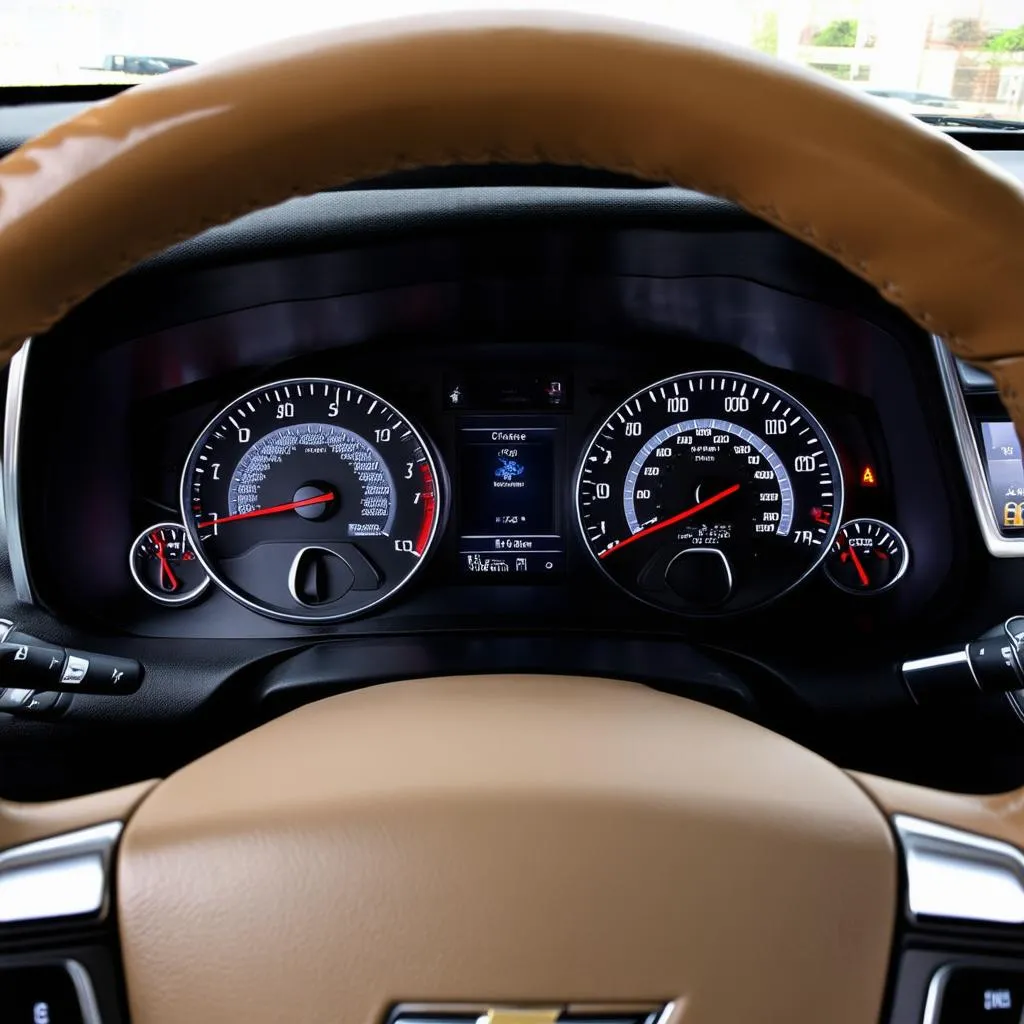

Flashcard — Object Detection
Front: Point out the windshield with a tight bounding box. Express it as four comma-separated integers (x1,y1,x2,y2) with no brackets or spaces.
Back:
4,0,1024,123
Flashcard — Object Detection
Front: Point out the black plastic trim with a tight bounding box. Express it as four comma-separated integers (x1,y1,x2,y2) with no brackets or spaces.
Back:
128,186,752,275
0,84,127,107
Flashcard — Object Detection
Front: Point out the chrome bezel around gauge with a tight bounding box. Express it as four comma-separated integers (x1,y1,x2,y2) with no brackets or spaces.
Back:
129,521,210,606
823,517,910,596
574,369,844,616
179,377,446,624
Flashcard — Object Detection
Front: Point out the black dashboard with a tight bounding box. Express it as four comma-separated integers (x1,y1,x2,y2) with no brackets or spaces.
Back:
22,222,956,639
3,158,1024,800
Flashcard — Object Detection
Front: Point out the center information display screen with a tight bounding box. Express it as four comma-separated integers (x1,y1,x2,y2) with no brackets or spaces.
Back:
458,424,564,577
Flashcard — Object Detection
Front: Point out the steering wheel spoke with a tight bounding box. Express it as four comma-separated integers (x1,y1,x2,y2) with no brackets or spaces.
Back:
0,820,133,1023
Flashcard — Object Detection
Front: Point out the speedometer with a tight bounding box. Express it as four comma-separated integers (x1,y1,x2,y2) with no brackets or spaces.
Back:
181,378,443,622
576,370,843,614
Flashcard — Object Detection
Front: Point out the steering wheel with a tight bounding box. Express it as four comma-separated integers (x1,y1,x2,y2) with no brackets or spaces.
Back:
3,14,1024,1024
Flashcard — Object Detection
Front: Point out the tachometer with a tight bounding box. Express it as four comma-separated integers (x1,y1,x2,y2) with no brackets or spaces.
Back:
576,370,843,614
181,378,443,622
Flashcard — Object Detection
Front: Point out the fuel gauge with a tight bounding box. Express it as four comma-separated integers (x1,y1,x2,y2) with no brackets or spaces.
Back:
824,518,909,595
130,522,209,606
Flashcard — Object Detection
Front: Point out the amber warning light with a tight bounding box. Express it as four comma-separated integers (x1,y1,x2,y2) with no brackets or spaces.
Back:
860,466,878,487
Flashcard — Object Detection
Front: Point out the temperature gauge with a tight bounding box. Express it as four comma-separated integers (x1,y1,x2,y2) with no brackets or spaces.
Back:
824,518,909,595
130,522,209,606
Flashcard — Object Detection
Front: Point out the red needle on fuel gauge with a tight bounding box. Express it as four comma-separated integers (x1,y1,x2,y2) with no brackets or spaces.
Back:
198,490,335,529
599,483,740,559
844,542,871,587
150,531,179,592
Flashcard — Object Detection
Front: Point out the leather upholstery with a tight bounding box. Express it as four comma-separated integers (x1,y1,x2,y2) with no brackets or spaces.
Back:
118,676,896,1024
0,780,155,849
854,771,1024,846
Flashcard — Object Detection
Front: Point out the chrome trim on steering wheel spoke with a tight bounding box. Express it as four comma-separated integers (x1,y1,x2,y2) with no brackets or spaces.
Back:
65,960,104,1024
921,965,953,1024
895,814,1024,925
3,338,35,602
0,821,122,925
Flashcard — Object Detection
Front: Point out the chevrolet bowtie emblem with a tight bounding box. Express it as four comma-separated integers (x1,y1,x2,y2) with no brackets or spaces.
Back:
389,1001,671,1024
484,1010,561,1024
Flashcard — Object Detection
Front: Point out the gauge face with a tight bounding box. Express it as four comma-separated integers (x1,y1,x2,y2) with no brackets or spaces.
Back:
576,370,844,614
130,522,209,606
180,378,443,622
824,518,909,595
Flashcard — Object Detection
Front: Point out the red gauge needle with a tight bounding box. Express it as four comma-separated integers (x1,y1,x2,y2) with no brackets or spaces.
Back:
846,543,871,587
599,483,741,559
150,532,179,592
198,490,335,529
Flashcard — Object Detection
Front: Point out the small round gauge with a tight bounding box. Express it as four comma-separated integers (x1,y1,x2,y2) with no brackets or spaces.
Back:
576,370,843,615
129,522,209,606
180,378,444,623
824,518,909,595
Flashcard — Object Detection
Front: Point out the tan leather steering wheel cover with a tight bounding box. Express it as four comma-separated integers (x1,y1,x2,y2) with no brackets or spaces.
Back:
3,16,1024,1022
118,675,896,1024
1,14,1024,424
0,779,155,849
853,770,1024,846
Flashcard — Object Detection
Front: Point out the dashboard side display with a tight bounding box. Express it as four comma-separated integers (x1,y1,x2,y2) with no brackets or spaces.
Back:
981,421,1024,533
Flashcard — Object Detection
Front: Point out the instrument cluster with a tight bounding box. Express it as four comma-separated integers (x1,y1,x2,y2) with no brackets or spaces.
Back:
125,360,909,625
